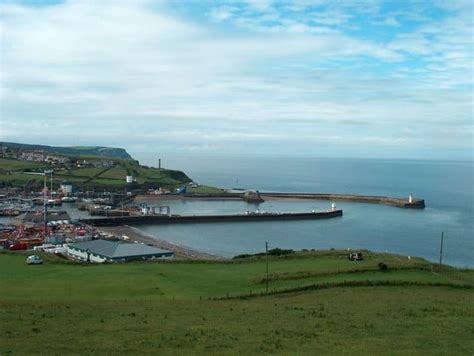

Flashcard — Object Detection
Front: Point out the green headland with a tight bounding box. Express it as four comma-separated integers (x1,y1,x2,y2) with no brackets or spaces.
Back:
0,142,220,192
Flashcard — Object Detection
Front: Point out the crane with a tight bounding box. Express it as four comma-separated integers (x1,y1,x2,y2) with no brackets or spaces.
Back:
23,169,54,236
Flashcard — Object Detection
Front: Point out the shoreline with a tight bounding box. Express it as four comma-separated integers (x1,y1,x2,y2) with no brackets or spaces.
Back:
98,225,223,260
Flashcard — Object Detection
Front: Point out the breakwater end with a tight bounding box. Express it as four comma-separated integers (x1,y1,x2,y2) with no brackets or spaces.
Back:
80,209,343,226
260,193,425,209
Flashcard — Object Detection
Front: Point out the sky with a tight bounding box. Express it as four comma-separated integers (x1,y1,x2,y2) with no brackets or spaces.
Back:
0,0,473,160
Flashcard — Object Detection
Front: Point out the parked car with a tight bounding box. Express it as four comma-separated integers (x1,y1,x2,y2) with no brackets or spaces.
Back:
26,255,43,265
348,252,363,261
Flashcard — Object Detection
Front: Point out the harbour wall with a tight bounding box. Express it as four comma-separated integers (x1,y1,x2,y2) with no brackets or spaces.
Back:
80,209,343,226
260,193,425,209
136,192,425,209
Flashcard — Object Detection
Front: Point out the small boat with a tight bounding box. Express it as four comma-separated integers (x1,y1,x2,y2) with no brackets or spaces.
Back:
46,199,62,206
61,196,77,203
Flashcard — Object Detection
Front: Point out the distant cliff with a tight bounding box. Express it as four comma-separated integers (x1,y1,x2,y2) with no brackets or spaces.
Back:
0,141,195,191
0,142,132,159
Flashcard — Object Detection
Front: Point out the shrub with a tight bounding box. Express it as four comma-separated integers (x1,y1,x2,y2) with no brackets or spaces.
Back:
268,248,294,256
378,262,388,271
233,249,294,259
233,253,257,259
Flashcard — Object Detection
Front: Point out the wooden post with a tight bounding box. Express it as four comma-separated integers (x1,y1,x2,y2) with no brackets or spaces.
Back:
439,232,444,266
265,242,269,293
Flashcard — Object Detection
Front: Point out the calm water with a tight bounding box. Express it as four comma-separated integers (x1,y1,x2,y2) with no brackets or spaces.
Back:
131,155,473,267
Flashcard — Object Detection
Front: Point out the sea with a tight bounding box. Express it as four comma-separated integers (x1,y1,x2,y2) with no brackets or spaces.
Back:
130,155,473,268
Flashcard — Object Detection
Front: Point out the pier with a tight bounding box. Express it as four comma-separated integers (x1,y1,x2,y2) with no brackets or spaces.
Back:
80,209,343,226
134,192,425,209
260,193,425,209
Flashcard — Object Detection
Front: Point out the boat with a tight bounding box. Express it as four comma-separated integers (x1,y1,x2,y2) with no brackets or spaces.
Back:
46,199,62,206
61,196,77,203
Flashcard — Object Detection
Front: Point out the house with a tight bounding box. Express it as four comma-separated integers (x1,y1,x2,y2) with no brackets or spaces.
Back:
66,239,174,263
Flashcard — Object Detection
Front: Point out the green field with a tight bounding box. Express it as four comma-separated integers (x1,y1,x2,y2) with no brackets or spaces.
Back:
0,158,48,170
0,250,473,354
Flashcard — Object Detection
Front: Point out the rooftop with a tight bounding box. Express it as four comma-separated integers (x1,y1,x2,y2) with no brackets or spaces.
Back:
68,239,173,259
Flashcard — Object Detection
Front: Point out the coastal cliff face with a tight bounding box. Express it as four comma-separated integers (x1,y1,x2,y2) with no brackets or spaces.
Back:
0,142,132,159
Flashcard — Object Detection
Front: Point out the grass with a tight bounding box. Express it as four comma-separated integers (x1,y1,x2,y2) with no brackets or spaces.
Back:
0,173,41,186
0,250,472,354
0,158,50,186
0,158,47,170
97,166,129,179
62,167,105,178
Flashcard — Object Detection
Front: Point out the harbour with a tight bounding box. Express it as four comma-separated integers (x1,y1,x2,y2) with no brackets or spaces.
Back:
0,156,471,267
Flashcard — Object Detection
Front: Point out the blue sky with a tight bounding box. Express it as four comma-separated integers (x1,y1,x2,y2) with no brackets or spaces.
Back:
0,0,472,160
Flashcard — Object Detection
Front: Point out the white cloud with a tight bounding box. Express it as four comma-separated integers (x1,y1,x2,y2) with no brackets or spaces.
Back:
383,17,399,26
0,0,472,160
209,6,235,22
245,0,273,12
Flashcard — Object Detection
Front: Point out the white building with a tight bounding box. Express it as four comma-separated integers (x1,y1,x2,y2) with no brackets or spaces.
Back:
60,180,73,195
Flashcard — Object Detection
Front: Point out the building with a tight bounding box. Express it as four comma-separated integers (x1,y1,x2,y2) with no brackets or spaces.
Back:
66,239,174,263
60,180,73,195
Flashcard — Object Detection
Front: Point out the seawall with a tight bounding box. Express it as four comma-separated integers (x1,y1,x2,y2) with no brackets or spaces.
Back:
135,192,425,209
260,193,425,209
80,209,343,226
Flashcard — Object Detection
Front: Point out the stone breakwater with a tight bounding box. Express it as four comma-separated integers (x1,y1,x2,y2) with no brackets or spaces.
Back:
80,209,343,226
134,192,425,209
260,193,425,209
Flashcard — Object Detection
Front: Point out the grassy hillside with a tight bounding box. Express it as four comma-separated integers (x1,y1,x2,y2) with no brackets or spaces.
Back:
57,159,191,189
0,157,192,190
0,250,472,354
0,158,50,186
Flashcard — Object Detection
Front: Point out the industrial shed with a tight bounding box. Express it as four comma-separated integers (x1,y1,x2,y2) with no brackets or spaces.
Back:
66,239,174,263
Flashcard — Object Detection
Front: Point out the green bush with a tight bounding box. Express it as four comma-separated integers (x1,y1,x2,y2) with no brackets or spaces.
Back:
378,262,388,271
268,248,294,256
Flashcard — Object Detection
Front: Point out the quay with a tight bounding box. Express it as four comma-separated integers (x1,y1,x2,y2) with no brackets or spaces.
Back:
80,209,343,226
